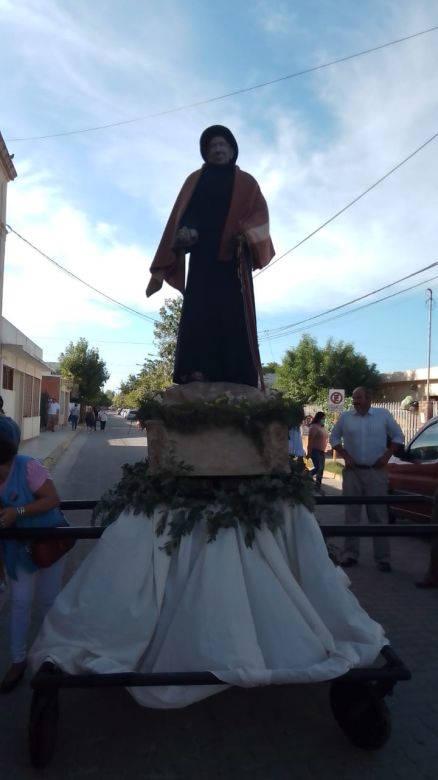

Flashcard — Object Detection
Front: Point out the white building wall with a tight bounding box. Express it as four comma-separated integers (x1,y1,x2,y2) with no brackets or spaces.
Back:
0,176,7,320
1,318,48,439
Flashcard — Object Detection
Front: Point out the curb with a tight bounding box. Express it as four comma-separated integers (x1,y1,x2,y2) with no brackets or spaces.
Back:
323,470,342,482
42,429,79,469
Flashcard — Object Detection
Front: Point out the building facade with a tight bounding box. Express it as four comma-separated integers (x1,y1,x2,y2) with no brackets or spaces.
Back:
41,362,74,428
377,367,438,404
0,131,51,439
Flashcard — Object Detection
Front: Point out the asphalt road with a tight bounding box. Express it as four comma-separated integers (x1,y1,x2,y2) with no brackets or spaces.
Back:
0,415,437,779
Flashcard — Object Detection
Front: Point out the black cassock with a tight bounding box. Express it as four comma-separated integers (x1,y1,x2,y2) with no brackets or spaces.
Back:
173,162,258,387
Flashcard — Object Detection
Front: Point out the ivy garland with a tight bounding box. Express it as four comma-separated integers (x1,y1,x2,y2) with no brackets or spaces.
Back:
93,459,315,555
137,394,304,452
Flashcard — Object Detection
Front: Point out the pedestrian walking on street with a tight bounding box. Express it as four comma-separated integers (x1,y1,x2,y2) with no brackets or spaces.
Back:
307,411,329,492
0,416,68,693
46,398,60,432
85,408,95,433
98,409,107,431
92,407,99,432
330,386,404,573
69,403,80,431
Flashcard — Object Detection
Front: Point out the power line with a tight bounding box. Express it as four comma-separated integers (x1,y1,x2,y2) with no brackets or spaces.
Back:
34,337,154,345
254,129,438,279
259,262,438,337
5,224,158,324
6,25,438,142
259,273,438,342
5,132,438,339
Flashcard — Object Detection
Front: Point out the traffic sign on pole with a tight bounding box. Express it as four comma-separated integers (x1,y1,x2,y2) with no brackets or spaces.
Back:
328,389,345,412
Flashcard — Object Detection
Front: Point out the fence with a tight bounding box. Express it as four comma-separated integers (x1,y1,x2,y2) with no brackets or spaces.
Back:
0,494,434,538
373,404,420,442
304,401,438,443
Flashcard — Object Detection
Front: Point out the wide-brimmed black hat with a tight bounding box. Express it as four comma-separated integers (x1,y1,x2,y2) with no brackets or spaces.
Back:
199,125,238,162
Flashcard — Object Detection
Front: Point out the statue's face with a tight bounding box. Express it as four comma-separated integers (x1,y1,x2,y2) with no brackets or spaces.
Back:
206,136,234,164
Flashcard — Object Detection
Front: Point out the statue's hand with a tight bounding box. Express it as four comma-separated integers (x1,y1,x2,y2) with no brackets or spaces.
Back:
174,227,198,248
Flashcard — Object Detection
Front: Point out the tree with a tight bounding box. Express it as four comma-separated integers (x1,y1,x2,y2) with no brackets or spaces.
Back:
114,299,183,408
153,297,182,370
59,338,110,405
275,334,380,402
262,361,280,375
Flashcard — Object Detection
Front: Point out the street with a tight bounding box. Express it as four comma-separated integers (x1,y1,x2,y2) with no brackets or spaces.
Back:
0,414,437,779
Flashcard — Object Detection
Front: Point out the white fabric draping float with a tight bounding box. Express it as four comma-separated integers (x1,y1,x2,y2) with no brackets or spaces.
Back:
29,502,386,709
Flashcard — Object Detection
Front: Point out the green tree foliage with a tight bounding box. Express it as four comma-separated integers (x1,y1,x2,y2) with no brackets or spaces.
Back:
115,298,182,408
94,389,114,408
262,361,280,375
59,338,110,405
153,297,182,369
275,334,381,402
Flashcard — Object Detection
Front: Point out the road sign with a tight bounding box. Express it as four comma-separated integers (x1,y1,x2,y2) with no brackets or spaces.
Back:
301,414,313,434
328,389,345,412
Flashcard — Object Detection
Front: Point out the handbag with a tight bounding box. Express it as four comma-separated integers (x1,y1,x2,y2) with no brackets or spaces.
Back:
28,526,76,569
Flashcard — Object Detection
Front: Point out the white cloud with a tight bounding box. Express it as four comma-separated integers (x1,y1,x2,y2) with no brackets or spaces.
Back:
3,172,165,338
253,0,300,37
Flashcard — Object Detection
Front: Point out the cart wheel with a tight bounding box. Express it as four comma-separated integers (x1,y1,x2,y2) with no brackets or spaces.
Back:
329,680,391,750
28,663,60,769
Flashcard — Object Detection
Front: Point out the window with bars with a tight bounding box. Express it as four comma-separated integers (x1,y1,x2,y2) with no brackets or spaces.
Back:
23,374,33,417
2,365,14,390
23,375,41,418
32,377,41,417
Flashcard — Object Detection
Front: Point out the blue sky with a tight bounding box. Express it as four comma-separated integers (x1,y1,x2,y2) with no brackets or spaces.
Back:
1,0,437,391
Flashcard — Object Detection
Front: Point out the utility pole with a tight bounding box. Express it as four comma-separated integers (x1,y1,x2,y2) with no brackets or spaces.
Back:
426,288,433,411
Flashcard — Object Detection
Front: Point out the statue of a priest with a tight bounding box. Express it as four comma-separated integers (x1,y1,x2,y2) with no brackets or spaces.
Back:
146,125,274,387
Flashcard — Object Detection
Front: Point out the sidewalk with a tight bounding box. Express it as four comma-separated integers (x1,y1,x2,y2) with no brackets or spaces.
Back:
19,425,79,468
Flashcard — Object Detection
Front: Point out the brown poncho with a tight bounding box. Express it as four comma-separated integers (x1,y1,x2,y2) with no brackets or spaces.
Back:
146,166,274,297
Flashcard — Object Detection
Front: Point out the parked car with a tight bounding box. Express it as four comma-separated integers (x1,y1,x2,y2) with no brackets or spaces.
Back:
387,415,438,522
125,409,138,421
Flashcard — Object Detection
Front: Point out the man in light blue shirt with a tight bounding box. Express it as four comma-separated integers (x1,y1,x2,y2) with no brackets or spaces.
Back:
330,386,404,572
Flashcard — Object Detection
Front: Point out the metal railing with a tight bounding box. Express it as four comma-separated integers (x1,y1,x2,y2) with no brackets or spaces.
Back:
0,494,436,541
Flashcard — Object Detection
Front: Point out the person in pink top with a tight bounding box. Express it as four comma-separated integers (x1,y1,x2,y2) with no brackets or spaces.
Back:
0,417,66,693
307,411,329,492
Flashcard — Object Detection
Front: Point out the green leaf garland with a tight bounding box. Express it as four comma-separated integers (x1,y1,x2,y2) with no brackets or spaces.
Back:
93,459,315,554
137,394,304,452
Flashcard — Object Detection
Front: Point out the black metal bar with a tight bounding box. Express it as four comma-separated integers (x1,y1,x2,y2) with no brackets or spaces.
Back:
1,523,438,541
30,658,410,691
319,524,438,537
0,527,105,540
314,494,433,505
60,500,99,510
31,670,223,690
55,494,433,511
335,666,411,682
380,644,410,671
